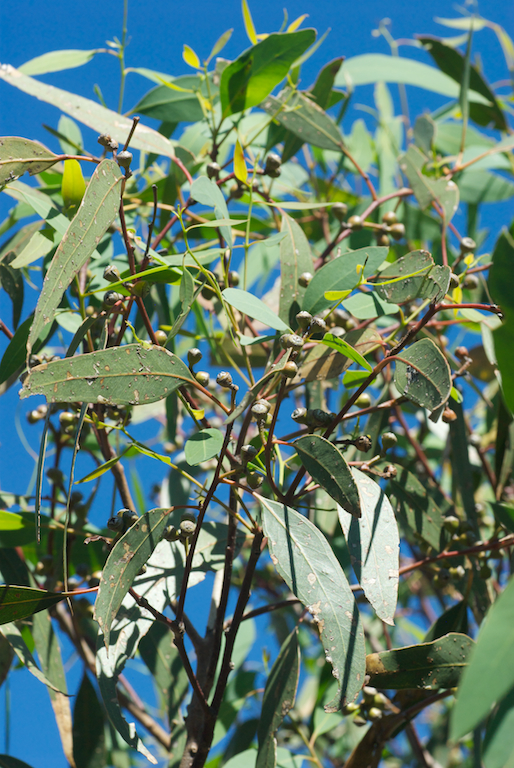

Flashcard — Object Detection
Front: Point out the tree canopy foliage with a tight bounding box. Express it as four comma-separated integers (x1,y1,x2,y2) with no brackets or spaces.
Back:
1,4,514,768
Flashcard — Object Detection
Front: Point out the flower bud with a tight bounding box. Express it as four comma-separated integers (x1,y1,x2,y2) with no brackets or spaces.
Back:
195,371,210,387
348,215,363,231
103,265,121,283
296,311,312,330
117,150,133,169
281,361,298,378
382,210,397,226
298,272,313,288
206,162,221,179
103,290,124,307
187,348,203,367
154,330,167,346
332,202,348,222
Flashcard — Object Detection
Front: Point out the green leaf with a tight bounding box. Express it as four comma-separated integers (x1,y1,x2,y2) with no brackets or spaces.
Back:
190,176,232,248
418,36,506,130
488,230,514,412
424,600,469,643
94,508,171,649
483,687,514,768
139,621,189,723
337,53,491,103
0,510,51,547
0,621,65,692
20,343,195,406
32,610,73,766
414,115,436,154
388,466,445,550
27,158,122,356
303,246,388,317
338,469,399,625
0,261,23,329
0,632,13,689
0,758,35,768
73,672,106,768
260,498,366,709
165,267,196,344
95,629,157,764
0,137,58,190
3,180,71,237
261,89,343,151
294,434,362,518
373,250,451,304
318,332,372,372
220,30,316,116
394,338,452,411
0,66,176,159
130,75,206,123
448,400,479,533
222,287,290,331
185,428,224,466
341,291,399,320
399,145,459,221
0,586,66,625
256,629,300,768
299,327,380,383
19,49,99,75
279,213,314,326
451,575,514,740
367,633,474,690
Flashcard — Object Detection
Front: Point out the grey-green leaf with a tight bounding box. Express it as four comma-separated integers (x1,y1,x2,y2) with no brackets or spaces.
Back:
0,66,176,159
367,633,474,690
294,434,361,518
256,629,300,768
0,137,58,189
279,213,314,327
373,250,451,304
399,145,459,222
388,466,445,550
0,621,65,693
73,672,106,768
299,327,380,383
394,338,452,411
483,687,514,768
451,574,514,740
303,246,388,317
185,428,224,466
27,158,122,356
260,498,366,709
190,176,232,247
338,469,399,625
94,508,171,650
20,344,194,405
261,89,343,152
222,288,290,331
19,49,99,76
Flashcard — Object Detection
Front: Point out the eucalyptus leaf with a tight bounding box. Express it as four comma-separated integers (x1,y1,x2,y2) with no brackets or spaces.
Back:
73,672,106,768
388,466,446,550
0,621,65,692
20,344,195,406
373,250,451,304
222,288,290,331
367,632,474,690
261,89,343,152
318,332,372,372
399,145,459,222
298,327,380,383
185,428,224,466
338,469,399,625
294,434,362,518
394,338,452,411
483,687,514,768
256,629,300,768
260,498,366,709
27,158,122,356
0,137,58,190
279,213,314,326
19,49,99,76
0,586,67,625
451,574,514,740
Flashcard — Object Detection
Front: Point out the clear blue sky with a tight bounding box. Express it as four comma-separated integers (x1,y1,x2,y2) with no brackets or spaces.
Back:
0,0,513,766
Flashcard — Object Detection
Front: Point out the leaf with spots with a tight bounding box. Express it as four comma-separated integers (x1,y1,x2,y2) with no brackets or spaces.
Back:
93,508,171,651
338,469,399,625
0,137,58,190
366,632,474,690
27,158,122,358
279,213,314,327
372,250,451,304
394,338,452,412
260,498,366,710
20,343,195,406
294,434,361,518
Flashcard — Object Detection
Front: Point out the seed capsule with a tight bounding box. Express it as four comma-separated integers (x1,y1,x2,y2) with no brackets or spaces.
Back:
246,471,264,489
354,435,372,452
117,150,133,169
103,290,124,307
348,215,363,231
195,371,210,387
389,222,405,240
251,402,269,420
382,210,397,225
206,162,221,179
460,237,476,254
332,202,348,222
103,265,121,283
240,445,259,464
281,361,298,378
296,311,312,330
298,272,313,288
216,371,233,388
154,330,167,346
187,348,203,366
381,432,398,450
291,407,308,424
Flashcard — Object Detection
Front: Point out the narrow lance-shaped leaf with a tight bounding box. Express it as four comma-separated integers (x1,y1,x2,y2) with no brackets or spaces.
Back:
93,508,171,650
19,49,99,76
20,343,195,406
0,585,67,625
220,30,316,116
388,465,445,550
338,469,399,625
294,434,362,518
0,137,58,190
256,629,300,768
399,145,459,222
451,574,514,740
0,621,66,692
261,89,344,152
279,213,314,327
222,287,290,331
32,610,75,768
482,687,514,768
0,66,177,159
27,158,122,357
367,633,474,690
318,333,372,372
373,249,451,304
72,672,106,768
394,338,452,411
260,498,366,709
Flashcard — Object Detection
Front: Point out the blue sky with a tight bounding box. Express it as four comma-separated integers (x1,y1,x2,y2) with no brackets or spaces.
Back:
0,0,513,766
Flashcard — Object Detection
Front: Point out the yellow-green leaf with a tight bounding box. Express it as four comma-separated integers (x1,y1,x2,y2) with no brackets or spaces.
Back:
182,44,200,70
234,139,248,184
61,159,86,218
242,0,258,44
287,14,309,32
